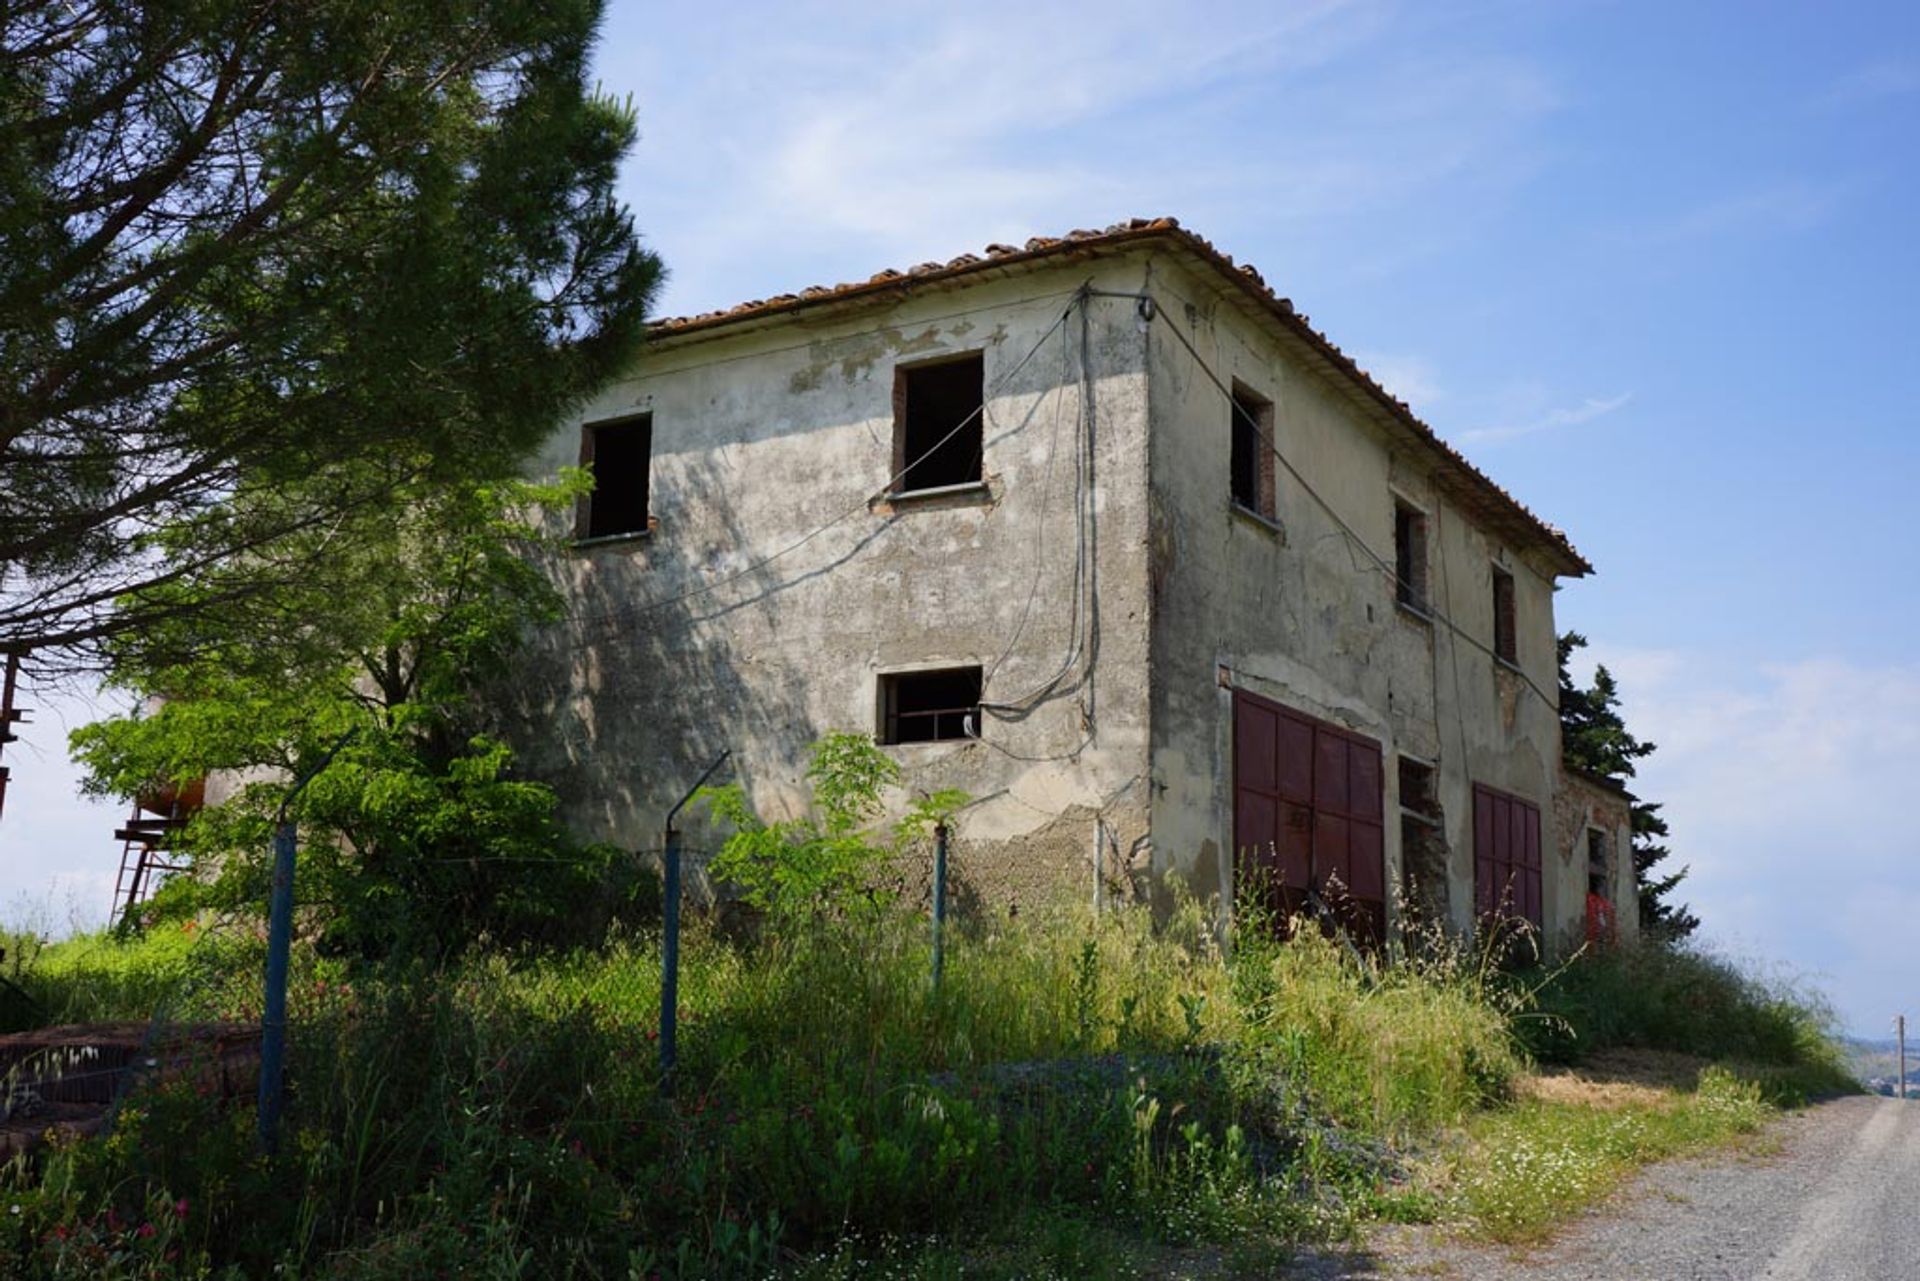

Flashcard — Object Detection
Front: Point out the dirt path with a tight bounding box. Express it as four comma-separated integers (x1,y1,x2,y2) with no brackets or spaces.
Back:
1290,1094,1920,1280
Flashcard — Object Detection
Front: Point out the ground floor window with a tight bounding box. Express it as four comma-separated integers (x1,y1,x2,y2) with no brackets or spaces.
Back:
878,667,982,744
1472,784,1541,930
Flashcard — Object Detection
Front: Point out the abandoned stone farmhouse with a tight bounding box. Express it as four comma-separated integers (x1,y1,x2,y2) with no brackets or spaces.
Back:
511,217,1635,951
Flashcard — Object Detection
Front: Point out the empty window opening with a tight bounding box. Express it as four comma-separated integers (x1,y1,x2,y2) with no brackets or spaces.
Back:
879,667,982,744
1229,381,1275,518
1587,827,1611,897
894,354,984,493
1491,565,1517,664
1394,502,1429,612
578,415,652,540
1397,757,1448,941
1398,757,1439,821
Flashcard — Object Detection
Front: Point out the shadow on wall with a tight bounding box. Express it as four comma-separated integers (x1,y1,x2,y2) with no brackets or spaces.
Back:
492,448,836,864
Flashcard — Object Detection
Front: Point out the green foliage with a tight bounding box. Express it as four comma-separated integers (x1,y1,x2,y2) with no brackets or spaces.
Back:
2,0,661,658
1557,631,1700,939
0,896,1850,1275
1227,904,1522,1142
70,476,626,958
1446,1067,1771,1242
1519,943,1857,1102
702,733,968,920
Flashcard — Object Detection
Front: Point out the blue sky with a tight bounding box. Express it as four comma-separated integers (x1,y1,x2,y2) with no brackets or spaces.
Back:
5,1,1916,1033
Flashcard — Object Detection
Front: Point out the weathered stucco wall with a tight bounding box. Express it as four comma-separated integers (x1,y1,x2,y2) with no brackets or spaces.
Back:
509,257,1161,905
504,240,1591,939
1141,256,1567,938
1553,768,1639,948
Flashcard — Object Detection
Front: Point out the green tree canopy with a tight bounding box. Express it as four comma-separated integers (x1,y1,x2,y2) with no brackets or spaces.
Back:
1,0,660,664
1557,631,1699,940
71,472,627,957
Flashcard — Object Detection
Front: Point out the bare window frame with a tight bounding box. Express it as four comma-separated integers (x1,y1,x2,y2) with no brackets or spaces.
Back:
1393,497,1430,615
1229,380,1276,520
575,413,654,543
1491,564,1518,665
877,666,984,745
1586,826,1611,897
891,351,986,497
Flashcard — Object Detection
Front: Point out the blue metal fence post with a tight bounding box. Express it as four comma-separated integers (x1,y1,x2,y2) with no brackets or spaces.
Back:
257,818,296,1153
932,821,948,991
254,729,354,1156
660,822,682,1086
661,751,729,1094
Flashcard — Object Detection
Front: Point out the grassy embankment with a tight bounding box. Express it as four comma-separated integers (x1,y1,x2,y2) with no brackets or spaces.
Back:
0,904,1853,1278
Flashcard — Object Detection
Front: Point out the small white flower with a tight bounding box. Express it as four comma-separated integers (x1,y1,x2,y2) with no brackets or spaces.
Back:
8,1205,19,1215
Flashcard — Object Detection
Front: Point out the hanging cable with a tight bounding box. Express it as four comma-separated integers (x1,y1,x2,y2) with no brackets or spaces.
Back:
978,285,1100,718
564,300,1078,641
1146,297,1562,713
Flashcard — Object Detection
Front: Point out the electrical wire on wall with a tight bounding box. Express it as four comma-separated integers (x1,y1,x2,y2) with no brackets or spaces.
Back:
562,299,1079,644
976,284,1101,724
1142,296,1563,715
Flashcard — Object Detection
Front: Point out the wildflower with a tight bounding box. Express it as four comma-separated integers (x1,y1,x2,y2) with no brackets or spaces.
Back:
173,1199,189,1220
137,1222,156,1239
8,1204,18,1215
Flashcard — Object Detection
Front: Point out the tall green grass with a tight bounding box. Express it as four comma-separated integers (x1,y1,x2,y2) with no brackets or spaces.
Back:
1518,942,1857,1101
0,905,1851,1276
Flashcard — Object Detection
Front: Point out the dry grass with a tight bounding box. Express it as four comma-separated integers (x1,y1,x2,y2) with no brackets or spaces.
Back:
1517,1048,1717,1110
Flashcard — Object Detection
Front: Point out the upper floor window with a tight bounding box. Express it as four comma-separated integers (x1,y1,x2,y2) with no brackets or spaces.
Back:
1394,500,1429,613
577,414,652,540
893,353,984,494
1491,564,1517,664
1229,381,1275,518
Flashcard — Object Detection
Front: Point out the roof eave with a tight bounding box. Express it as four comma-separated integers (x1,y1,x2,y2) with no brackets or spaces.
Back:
643,219,1593,578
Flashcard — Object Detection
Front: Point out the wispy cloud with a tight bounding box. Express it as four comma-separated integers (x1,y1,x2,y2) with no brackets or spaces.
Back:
1351,351,1443,409
1824,59,1920,106
1582,647,1920,1032
612,0,1564,313
1456,391,1632,444
1607,182,1848,251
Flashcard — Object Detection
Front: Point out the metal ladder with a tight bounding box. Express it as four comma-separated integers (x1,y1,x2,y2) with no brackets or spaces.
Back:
109,802,190,929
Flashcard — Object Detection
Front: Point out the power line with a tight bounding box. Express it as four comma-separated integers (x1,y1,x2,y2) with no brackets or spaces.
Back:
1145,296,1562,714
559,285,1559,715
564,300,1079,641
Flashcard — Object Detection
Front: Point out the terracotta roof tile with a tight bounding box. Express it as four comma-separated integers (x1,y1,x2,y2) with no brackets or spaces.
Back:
647,218,1589,575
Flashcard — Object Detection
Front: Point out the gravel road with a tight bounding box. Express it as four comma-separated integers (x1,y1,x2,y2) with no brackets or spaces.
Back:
1294,1094,1920,1280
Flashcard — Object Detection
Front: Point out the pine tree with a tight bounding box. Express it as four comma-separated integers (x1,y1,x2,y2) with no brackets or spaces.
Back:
1557,631,1700,940
2,1,661,664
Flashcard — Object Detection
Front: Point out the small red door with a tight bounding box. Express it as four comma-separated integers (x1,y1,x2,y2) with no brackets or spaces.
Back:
1233,689,1385,945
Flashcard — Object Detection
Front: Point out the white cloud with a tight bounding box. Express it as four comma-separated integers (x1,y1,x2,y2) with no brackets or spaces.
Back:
1456,391,1632,444
611,0,1564,314
1610,182,1847,251
0,685,130,935
1825,59,1920,106
1582,646,1920,1033
1351,351,1443,409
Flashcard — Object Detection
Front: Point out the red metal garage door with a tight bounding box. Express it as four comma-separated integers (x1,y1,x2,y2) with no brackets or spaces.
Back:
1472,784,1541,929
1233,689,1385,945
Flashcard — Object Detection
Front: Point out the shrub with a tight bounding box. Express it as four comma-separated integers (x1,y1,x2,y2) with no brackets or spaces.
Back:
700,732,964,922
1518,942,1855,1100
